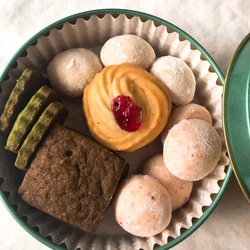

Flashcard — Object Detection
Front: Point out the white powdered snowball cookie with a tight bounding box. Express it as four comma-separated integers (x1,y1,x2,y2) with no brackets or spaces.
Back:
143,154,193,210
150,56,196,106
100,34,155,69
163,119,222,181
161,103,212,144
113,174,172,237
47,48,103,97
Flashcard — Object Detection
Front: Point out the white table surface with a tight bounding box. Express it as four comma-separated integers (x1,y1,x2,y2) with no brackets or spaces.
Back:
0,1,250,249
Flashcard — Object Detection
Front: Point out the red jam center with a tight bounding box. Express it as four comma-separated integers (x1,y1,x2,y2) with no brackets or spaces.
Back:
111,95,143,132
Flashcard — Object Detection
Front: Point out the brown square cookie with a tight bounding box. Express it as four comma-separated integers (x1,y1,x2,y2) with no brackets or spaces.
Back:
18,123,127,233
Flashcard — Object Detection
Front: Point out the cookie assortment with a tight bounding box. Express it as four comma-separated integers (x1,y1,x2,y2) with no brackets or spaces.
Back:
0,33,222,238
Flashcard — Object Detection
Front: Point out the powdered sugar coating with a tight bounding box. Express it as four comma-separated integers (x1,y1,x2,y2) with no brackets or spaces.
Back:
161,103,213,143
113,174,172,237
143,154,193,210
100,34,156,69
150,56,196,105
163,119,222,181
47,48,103,97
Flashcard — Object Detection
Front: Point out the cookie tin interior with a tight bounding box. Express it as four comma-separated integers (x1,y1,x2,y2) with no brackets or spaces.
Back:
223,33,250,202
0,9,232,250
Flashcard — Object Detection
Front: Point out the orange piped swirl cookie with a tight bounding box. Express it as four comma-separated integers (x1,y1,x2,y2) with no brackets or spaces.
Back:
83,63,172,152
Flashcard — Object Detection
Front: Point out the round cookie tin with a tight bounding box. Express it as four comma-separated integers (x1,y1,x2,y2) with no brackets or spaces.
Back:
0,9,232,250
223,33,250,202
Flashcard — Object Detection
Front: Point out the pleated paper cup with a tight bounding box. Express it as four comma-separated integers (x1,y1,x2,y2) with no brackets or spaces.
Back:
0,9,231,250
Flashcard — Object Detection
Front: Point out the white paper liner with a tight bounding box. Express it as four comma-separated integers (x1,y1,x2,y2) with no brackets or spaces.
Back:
0,13,229,250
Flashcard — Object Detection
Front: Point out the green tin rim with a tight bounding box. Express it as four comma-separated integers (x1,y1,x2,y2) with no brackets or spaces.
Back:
0,8,232,250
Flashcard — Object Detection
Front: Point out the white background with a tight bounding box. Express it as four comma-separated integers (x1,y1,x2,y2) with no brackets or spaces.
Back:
0,1,250,249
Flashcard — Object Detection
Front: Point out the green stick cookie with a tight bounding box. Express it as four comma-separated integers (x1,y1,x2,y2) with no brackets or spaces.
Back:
5,85,60,153
15,101,68,170
0,68,47,133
